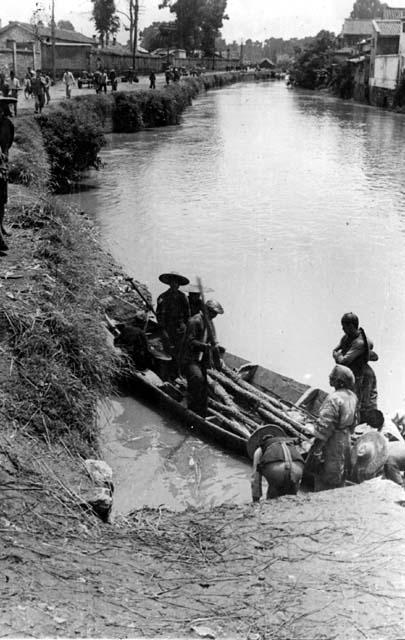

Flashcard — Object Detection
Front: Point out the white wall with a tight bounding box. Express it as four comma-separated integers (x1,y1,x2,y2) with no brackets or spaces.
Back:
370,54,399,89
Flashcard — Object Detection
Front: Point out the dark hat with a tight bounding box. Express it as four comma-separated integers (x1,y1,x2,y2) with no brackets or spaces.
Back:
351,431,388,483
0,96,17,105
247,424,287,459
0,97,16,116
205,299,224,315
159,271,189,286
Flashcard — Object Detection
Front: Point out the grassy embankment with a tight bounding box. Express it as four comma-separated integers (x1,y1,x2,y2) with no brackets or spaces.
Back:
0,72,243,521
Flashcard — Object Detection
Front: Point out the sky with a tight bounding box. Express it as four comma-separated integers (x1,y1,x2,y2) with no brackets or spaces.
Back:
2,0,405,42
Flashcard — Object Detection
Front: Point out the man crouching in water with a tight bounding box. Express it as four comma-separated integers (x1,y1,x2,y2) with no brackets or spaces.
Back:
248,425,305,501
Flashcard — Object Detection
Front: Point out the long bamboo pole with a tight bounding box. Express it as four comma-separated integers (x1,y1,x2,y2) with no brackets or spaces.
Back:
208,398,259,433
256,407,309,440
207,408,250,439
209,369,313,438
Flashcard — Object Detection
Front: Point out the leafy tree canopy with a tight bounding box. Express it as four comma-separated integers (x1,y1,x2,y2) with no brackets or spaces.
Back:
57,20,75,31
350,0,387,19
158,0,228,55
140,21,176,51
91,0,120,46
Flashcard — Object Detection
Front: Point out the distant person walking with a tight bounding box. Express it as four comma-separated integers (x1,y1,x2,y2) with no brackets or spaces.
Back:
44,73,51,104
24,68,34,100
7,71,20,116
165,68,172,85
149,71,156,89
31,69,46,114
100,69,108,94
109,69,117,92
63,69,75,99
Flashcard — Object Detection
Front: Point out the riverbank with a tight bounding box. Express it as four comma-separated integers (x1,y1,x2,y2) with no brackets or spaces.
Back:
1,73,405,638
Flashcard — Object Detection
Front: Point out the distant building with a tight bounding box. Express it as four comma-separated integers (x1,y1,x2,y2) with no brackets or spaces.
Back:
369,19,403,106
152,47,187,60
340,19,374,47
259,58,275,69
0,21,93,75
382,7,405,19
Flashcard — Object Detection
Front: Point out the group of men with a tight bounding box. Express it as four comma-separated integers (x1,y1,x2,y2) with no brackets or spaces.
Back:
93,69,118,94
152,277,398,498
156,271,224,418
250,312,399,501
0,67,52,115
164,67,182,85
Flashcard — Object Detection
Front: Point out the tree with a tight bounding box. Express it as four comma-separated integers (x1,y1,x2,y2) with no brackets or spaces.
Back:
200,0,229,56
117,0,139,53
350,0,386,19
91,0,120,47
57,20,75,31
159,0,228,54
30,2,50,41
290,30,336,90
140,21,175,51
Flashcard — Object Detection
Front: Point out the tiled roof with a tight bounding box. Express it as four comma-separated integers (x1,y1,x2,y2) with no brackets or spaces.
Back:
373,19,401,36
0,21,94,44
342,19,374,35
383,7,405,19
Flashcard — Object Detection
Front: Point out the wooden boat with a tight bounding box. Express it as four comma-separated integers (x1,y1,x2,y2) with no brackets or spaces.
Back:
107,303,405,463
124,346,326,460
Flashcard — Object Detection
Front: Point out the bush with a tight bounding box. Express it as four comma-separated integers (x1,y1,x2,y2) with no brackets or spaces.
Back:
38,101,106,192
2,199,122,454
112,91,145,132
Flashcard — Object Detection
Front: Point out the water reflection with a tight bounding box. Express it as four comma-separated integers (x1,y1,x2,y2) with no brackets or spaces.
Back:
99,398,250,514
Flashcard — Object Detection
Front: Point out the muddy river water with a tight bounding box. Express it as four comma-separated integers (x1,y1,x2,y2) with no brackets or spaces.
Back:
66,81,405,512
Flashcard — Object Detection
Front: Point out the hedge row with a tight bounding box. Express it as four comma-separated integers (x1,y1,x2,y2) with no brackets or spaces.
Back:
11,72,243,192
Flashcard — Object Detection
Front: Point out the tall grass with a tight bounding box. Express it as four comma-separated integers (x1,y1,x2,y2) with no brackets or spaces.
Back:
2,199,122,455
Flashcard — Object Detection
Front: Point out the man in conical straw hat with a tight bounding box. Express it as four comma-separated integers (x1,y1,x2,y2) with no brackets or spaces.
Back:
156,272,190,371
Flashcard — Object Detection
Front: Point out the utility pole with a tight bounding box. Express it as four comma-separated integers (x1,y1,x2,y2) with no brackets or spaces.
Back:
132,0,139,72
51,0,56,81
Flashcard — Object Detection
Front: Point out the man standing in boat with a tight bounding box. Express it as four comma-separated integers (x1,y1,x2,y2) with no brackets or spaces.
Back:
185,281,214,316
182,299,224,417
156,271,190,369
333,312,378,422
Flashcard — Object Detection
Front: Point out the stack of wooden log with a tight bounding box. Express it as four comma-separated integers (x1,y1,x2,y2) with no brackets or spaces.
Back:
206,364,315,442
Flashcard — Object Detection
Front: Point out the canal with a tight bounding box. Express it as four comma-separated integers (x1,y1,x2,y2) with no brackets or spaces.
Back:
67,80,405,512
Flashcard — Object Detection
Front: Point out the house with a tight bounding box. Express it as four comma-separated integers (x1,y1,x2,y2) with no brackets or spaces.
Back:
259,58,275,69
0,21,94,75
368,18,403,106
382,7,405,19
340,19,374,47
